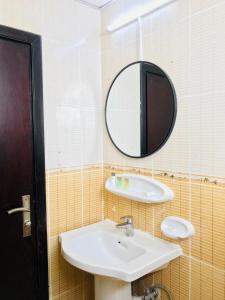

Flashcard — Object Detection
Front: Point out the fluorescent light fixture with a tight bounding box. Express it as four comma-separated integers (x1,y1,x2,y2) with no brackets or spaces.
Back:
107,0,175,32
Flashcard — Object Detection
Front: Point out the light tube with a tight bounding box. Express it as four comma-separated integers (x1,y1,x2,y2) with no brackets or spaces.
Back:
107,0,175,32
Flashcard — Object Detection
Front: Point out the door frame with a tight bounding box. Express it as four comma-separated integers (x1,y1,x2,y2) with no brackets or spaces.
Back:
0,25,48,299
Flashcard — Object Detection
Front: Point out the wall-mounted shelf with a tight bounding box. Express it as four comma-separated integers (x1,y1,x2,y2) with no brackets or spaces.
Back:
105,174,174,204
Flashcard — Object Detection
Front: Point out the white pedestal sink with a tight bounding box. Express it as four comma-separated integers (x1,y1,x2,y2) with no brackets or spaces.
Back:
95,276,131,300
59,220,182,300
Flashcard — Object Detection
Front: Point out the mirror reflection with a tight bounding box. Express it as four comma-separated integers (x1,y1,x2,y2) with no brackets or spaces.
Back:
105,61,177,158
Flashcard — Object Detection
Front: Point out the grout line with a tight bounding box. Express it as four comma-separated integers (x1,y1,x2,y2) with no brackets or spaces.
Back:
188,0,192,285
52,284,83,299
45,176,52,298
182,254,225,273
152,207,155,237
188,179,192,300
189,0,224,18
181,89,225,98
188,256,192,300
46,164,102,174
137,17,143,60
199,183,203,299
101,166,105,221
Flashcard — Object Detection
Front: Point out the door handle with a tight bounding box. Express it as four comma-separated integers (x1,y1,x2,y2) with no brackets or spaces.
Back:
7,207,30,214
7,195,31,237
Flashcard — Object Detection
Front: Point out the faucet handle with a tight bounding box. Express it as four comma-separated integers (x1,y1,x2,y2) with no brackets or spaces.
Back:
120,215,133,224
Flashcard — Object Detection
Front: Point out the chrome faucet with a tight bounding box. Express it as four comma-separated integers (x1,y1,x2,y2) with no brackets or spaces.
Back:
116,215,134,237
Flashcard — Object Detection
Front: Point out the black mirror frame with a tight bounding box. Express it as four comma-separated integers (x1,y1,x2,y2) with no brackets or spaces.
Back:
105,61,177,158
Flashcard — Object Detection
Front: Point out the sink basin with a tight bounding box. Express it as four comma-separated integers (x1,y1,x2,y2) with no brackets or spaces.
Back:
59,219,182,282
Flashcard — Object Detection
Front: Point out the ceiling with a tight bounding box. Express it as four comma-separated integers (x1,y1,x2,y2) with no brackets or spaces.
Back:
78,0,113,8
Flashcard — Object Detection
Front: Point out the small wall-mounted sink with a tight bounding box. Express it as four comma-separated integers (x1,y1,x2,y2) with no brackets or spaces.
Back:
105,174,174,203
60,220,182,300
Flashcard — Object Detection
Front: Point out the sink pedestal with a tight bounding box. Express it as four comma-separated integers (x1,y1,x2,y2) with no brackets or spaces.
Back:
95,276,132,300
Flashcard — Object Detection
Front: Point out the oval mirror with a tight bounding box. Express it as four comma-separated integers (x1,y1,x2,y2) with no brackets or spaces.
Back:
105,61,177,158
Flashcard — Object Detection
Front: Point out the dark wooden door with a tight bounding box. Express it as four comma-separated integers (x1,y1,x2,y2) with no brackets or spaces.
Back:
0,26,48,300
146,72,174,153
140,62,176,156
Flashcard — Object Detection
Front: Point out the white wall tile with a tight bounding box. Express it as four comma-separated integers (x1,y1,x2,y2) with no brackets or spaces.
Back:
101,0,225,178
190,0,224,15
81,109,103,165
189,8,214,95
212,2,225,92
0,0,102,170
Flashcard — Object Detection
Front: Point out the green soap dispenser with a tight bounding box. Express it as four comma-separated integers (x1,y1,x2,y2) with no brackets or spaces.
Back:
116,176,122,188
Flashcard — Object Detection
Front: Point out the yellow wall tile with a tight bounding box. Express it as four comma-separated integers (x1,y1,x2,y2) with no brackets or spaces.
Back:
66,172,82,231
48,175,59,237
179,256,190,300
212,187,225,270
103,166,225,300
201,184,213,264
47,165,225,300
191,259,201,300
46,167,103,299
212,267,225,300
170,258,181,300
191,182,201,258
191,258,225,300
48,237,60,297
